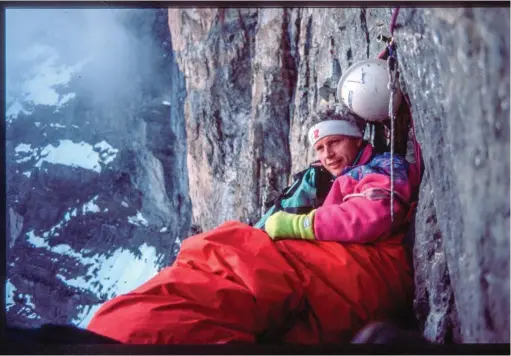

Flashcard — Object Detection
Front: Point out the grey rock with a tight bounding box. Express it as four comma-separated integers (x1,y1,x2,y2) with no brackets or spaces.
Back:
398,7,510,343
168,7,509,343
8,208,24,249
413,172,460,343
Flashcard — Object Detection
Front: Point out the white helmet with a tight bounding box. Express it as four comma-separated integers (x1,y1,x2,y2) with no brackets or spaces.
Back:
336,59,402,122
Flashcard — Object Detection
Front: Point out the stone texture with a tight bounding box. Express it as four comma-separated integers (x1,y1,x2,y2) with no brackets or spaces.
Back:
168,7,509,343
168,8,290,230
413,172,461,343
7,208,24,249
397,8,510,343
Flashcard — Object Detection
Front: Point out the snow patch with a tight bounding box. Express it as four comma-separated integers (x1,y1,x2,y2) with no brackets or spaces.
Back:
63,243,159,296
63,243,162,327
26,230,162,311
14,143,39,163
74,304,102,328
63,207,78,222
15,293,40,320
27,231,48,249
121,201,129,208
36,140,102,172
34,121,41,127
49,123,66,128
128,211,149,227
14,143,32,154
160,227,168,233
22,171,31,178
14,140,119,173
6,280,17,311
162,100,171,106
26,312,41,320
174,236,182,248
82,195,100,214
25,294,36,309
94,141,119,165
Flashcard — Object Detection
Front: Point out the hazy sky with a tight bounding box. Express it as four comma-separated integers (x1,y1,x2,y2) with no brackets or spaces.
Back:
6,8,157,119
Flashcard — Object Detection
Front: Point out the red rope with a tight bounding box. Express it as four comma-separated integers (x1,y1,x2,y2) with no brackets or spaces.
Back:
378,47,389,59
378,8,400,60
389,7,400,35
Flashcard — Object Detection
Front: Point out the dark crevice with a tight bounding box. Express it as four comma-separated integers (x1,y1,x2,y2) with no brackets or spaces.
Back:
443,265,458,343
346,47,353,67
360,8,371,59
330,37,342,86
281,9,298,101
303,16,313,92
289,10,302,117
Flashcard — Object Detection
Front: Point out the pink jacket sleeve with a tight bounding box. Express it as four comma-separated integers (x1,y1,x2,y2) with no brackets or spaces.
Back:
313,169,413,243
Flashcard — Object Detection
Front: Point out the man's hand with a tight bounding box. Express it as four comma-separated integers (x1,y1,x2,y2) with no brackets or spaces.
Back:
264,210,316,241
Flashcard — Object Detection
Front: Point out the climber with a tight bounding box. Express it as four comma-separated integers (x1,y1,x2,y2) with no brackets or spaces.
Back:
85,59,421,345
252,107,367,231
262,104,412,243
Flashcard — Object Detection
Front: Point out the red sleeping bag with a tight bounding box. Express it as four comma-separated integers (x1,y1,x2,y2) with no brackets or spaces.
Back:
87,221,413,344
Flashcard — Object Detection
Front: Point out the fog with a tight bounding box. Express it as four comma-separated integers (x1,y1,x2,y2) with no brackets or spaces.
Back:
6,7,165,120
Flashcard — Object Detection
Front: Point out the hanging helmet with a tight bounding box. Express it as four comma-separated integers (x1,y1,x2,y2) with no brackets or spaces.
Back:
336,59,402,122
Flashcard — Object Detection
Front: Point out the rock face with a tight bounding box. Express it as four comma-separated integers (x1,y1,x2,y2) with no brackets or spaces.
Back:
168,7,509,343
397,8,510,343
6,9,191,328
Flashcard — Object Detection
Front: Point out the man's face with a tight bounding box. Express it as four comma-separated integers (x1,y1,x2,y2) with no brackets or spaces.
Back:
314,134,363,176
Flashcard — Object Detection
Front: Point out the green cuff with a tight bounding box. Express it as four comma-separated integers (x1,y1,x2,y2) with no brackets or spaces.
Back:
265,210,316,240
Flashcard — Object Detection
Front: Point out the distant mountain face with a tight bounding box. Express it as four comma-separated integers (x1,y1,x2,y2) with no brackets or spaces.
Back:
6,8,191,328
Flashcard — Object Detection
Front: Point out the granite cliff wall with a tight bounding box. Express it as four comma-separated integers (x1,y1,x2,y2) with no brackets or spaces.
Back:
168,7,510,343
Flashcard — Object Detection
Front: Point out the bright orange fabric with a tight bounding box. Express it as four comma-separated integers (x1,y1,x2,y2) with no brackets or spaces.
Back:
87,221,413,344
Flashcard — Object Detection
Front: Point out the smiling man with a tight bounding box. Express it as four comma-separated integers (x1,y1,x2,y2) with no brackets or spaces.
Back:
311,118,364,177
264,105,413,243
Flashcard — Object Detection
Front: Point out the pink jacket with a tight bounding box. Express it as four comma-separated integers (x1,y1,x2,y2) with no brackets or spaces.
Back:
314,144,414,243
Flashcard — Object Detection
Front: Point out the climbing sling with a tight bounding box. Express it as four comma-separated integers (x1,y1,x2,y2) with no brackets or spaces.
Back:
376,7,424,223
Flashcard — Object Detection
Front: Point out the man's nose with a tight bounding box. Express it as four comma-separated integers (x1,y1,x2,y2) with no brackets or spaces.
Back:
325,145,334,157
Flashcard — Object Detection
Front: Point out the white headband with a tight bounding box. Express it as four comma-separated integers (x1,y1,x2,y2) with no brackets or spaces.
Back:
308,120,363,146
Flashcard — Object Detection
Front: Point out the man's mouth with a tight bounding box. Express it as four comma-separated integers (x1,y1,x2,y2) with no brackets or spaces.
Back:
328,161,343,168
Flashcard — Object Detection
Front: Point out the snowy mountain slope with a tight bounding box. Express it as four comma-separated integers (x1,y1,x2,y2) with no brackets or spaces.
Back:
6,8,191,328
